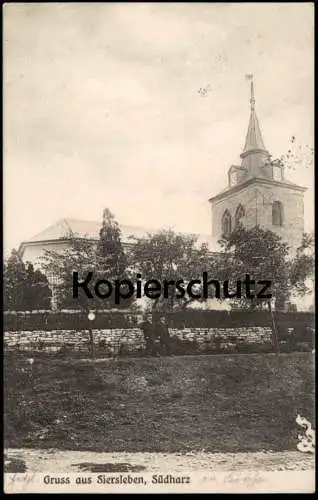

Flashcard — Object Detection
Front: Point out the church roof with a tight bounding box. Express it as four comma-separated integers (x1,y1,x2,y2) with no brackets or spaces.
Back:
209,175,306,203
22,218,221,253
27,218,153,244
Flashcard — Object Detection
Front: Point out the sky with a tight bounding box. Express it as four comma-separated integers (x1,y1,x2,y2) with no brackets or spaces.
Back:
4,2,314,252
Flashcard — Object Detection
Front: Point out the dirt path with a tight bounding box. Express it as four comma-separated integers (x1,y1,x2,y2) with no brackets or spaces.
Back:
5,448,315,473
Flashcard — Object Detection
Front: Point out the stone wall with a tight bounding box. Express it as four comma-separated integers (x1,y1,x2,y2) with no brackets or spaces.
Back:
4,326,272,355
170,327,272,346
4,329,145,354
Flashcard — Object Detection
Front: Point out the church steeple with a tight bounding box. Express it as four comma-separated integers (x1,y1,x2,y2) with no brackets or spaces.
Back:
209,77,307,255
242,79,266,153
240,76,270,175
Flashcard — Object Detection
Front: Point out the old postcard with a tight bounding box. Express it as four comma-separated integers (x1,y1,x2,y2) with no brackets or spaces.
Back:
3,2,315,494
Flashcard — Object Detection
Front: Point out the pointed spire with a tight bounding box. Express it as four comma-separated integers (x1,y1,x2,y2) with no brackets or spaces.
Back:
242,106,266,153
241,76,267,155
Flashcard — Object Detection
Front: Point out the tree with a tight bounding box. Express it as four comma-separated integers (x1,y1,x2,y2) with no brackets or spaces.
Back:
269,136,313,173
96,208,127,278
217,225,291,310
217,226,291,353
41,236,97,310
217,225,315,351
4,250,27,310
129,229,218,354
268,137,314,308
130,229,215,313
3,250,51,310
24,263,52,310
289,232,315,298
42,209,132,310
94,208,133,309
217,225,314,311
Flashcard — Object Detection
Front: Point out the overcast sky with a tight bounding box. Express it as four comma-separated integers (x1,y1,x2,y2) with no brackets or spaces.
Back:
4,3,314,251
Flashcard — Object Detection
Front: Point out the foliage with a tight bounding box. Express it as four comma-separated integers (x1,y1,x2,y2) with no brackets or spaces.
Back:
3,250,52,311
267,137,314,309
41,236,97,310
3,308,314,333
269,135,313,172
96,208,127,278
289,232,315,296
129,229,216,312
42,209,131,310
217,225,312,310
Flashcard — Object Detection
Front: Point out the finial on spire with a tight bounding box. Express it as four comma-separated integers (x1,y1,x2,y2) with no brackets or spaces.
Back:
245,74,255,110
242,74,268,157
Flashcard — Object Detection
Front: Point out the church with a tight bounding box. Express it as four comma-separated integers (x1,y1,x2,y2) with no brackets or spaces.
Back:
209,79,306,251
18,79,308,308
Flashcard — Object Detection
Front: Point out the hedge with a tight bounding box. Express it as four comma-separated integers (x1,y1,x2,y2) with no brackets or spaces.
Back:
3,309,139,331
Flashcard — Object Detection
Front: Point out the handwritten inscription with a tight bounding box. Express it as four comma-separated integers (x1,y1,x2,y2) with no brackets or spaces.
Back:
202,471,264,488
6,472,37,493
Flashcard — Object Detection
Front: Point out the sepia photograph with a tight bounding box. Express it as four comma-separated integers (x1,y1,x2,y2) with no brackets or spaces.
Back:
3,2,315,493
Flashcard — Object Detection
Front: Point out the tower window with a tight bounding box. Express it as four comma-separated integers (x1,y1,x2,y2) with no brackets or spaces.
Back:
272,201,283,226
221,210,232,237
235,204,245,227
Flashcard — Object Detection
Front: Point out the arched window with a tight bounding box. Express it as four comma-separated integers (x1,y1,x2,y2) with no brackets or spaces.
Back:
272,201,283,226
221,210,232,237
235,204,245,227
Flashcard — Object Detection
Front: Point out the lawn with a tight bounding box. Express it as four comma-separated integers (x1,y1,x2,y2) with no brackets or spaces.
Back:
4,352,315,453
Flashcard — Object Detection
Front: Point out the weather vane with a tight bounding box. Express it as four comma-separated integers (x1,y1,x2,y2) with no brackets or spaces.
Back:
245,74,255,110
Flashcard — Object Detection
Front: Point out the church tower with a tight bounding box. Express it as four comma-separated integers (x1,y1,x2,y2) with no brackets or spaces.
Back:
208,77,306,252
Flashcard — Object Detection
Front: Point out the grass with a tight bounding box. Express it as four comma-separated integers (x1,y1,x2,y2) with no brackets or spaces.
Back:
4,352,315,453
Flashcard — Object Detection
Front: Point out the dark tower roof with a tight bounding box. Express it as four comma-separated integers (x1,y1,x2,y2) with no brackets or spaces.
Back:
240,77,270,176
